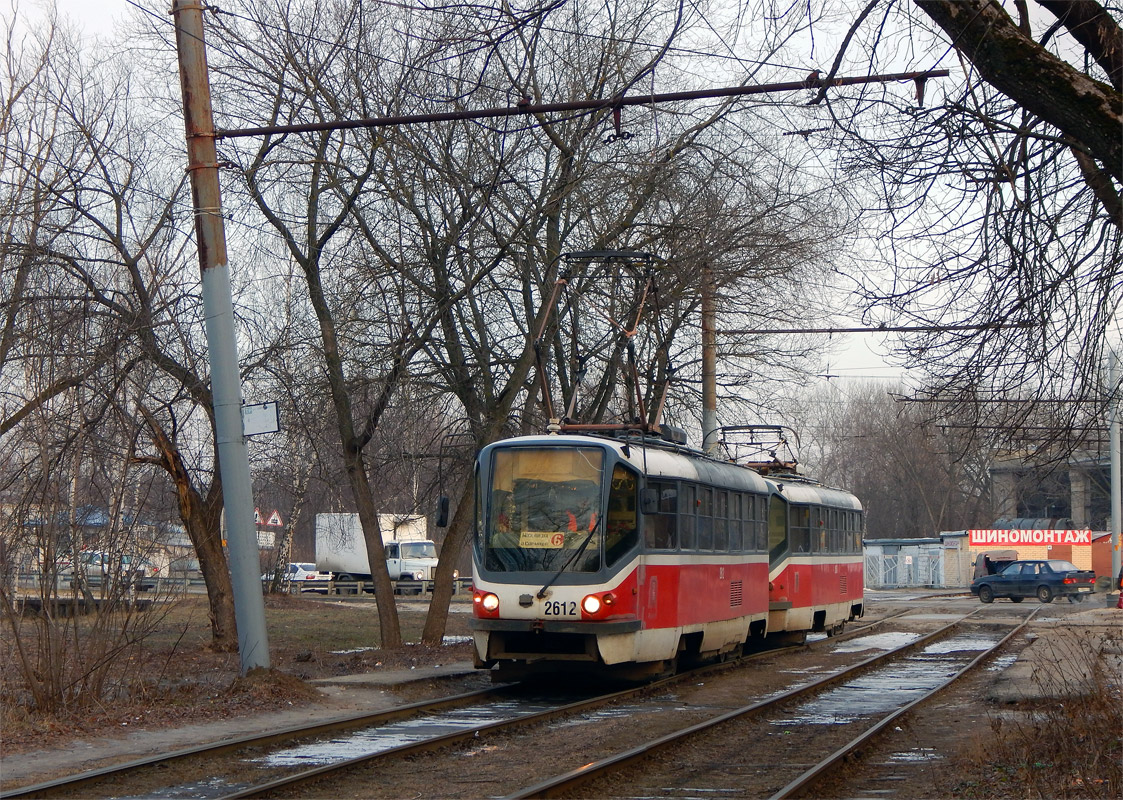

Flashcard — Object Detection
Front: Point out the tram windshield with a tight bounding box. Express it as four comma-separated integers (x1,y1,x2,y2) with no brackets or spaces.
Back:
482,447,605,573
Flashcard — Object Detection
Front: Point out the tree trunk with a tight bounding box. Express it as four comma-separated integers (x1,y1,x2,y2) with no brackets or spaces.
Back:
917,0,1122,182
137,404,237,650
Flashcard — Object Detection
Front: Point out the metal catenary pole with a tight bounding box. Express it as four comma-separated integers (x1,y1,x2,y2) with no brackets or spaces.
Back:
701,263,718,453
1109,349,1121,591
171,0,269,673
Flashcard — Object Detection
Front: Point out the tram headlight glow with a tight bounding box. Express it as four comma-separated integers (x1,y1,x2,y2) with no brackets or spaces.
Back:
581,594,602,615
479,592,500,612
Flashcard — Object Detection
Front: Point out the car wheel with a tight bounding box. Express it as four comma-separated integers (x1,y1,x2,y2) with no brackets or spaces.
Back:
1036,585,1054,603
978,585,994,604
1068,594,1084,603
1010,596,1024,603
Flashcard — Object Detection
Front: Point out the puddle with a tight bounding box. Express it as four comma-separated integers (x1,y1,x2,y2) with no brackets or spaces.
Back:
772,660,959,725
920,634,999,655
553,701,681,728
778,665,829,675
987,654,1018,672
136,697,563,797
262,699,558,767
887,748,942,763
331,634,472,654
772,639,993,727
830,632,921,653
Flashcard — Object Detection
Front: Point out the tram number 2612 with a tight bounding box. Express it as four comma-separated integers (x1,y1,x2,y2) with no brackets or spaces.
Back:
543,600,577,617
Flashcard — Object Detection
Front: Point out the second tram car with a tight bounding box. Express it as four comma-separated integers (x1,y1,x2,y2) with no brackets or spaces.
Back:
469,429,864,681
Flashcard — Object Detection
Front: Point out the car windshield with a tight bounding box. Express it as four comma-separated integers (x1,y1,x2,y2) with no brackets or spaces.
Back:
296,563,316,571
1045,560,1079,572
401,541,436,559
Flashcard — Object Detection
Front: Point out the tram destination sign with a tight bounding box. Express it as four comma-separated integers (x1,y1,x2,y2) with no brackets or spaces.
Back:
969,529,1092,546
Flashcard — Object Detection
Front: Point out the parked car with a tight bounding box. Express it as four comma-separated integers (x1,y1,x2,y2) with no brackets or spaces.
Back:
261,562,332,592
970,559,1096,604
62,550,156,591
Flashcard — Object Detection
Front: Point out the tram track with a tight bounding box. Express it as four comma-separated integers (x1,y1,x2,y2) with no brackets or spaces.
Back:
507,608,1038,799
0,606,958,800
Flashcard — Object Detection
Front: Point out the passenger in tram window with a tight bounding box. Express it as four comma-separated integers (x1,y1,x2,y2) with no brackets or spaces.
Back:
644,517,674,550
566,497,598,534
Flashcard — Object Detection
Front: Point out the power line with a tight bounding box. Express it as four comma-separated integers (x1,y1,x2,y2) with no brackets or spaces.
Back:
721,321,1034,335
896,397,1107,404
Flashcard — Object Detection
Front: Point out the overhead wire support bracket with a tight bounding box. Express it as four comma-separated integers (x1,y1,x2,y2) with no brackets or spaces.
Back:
216,70,950,139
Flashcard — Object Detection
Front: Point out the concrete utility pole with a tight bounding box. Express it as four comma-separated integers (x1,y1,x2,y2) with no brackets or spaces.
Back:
172,0,269,673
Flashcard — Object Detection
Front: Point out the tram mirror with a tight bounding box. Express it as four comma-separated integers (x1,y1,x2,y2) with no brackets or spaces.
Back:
640,488,659,514
436,496,450,527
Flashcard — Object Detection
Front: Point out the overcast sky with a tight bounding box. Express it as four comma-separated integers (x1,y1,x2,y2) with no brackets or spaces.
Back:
14,0,908,384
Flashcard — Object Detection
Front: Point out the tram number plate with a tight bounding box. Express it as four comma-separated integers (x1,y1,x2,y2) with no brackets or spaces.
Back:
542,600,577,617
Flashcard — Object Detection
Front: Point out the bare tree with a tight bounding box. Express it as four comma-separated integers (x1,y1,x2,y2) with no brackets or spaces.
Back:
814,0,1121,444
799,382,997,538
0,13,245,649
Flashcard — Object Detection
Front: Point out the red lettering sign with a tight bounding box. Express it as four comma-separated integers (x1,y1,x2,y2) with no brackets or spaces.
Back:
968,529,1092,546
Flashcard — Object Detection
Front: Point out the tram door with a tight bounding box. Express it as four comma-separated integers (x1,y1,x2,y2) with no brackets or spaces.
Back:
768,493,789,568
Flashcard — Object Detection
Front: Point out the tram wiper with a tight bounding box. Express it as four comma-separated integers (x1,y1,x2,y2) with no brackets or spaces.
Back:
536,517,602,599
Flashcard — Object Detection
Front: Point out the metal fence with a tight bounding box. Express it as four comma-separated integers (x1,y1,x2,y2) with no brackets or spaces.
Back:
864,547,948,588
10,572,475,600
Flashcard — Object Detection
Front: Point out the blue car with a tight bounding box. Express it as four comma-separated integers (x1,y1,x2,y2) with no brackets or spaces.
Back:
970,559,1096,604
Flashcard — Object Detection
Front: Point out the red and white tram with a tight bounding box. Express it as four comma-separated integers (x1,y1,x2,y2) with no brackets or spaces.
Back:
469,429,864,681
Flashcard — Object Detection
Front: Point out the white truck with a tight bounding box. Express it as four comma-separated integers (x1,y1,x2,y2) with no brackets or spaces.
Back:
315,513,439,581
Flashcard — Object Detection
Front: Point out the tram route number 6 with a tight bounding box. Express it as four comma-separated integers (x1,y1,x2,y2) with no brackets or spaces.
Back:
543,600,577,616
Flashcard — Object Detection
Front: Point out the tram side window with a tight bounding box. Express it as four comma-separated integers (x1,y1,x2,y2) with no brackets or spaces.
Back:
644,480,678,550
695,487,713,550
680,484,697,550
739,493,753,552
753,494,765,551
473,466,484,550
768,494,788,562
728,492,742,551
791,505,811,553
745,494,763,551
850,511,862,552
606,464,640,565
714,490,729,551
813,510,831,552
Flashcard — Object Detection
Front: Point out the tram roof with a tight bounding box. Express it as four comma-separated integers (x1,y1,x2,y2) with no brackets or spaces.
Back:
484,433,861,509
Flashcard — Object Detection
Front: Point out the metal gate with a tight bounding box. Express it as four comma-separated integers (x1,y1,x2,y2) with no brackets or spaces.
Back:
864,546,946,588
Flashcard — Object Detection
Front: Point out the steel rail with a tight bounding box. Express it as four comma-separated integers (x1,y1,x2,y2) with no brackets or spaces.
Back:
0,685,512,799
1,607,914,799
217,676,686,799
505,609,986,799
214,614,908,799
768,607,1040,800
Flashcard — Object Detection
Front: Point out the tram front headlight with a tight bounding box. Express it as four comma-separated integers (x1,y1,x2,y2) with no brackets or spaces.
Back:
581,594,602,615
476,591,500,613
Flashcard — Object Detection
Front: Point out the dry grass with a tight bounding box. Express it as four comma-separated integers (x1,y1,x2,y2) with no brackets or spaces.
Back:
950,628,1122,799
0,592,474,754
